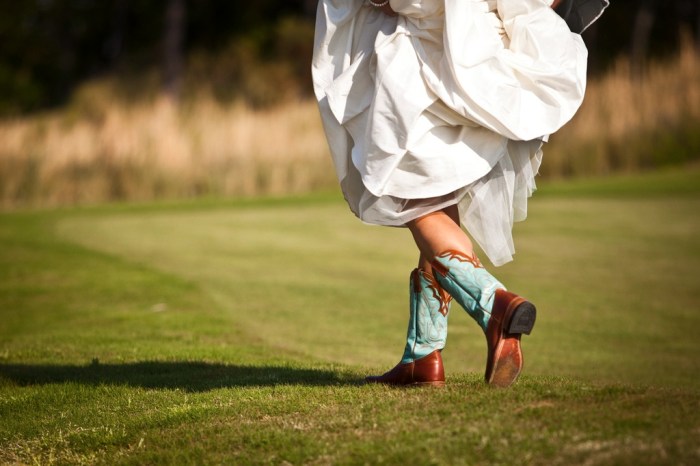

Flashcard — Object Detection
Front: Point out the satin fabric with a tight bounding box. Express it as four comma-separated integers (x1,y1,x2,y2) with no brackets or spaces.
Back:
312,0,587,265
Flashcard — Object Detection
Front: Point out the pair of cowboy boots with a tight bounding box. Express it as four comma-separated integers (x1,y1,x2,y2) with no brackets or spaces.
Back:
365,250,536,388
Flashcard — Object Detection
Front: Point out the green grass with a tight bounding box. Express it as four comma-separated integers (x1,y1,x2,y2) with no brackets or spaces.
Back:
1,165,700,464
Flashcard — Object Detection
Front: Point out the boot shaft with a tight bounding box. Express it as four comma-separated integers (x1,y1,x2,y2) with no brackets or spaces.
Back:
431,250,505,332
401,268,452,363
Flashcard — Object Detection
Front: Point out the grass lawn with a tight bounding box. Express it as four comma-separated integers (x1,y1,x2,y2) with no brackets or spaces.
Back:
1,165,699,465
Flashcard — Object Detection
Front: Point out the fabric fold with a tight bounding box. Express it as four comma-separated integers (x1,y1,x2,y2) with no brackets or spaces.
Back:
312,0,587,265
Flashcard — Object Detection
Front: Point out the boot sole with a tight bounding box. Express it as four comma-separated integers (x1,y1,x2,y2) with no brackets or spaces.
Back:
488,336,523,388
411,380,446,388
365,379,446,388
488,300,536,387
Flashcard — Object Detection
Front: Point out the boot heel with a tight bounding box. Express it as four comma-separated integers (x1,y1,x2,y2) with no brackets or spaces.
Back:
507,301,536,335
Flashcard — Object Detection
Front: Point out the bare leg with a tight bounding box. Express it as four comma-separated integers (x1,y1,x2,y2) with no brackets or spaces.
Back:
408,207,536,388
411,204,473,271
367,204,534,387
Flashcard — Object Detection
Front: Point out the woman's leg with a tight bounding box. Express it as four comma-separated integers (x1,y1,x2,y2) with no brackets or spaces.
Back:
408,206,536,387
412,205,473,270
409,207,502,331
365,207,462,387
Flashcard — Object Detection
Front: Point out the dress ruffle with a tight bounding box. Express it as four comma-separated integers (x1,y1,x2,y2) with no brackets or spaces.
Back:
312,0,587,265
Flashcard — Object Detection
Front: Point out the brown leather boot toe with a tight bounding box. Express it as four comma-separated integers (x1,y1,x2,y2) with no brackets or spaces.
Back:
365,350,445,387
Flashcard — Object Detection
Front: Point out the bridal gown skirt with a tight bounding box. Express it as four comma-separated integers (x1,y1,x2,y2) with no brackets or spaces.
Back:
312,0,588,265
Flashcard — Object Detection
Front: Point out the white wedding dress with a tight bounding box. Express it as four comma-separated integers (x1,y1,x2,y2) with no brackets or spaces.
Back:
312,0,588,265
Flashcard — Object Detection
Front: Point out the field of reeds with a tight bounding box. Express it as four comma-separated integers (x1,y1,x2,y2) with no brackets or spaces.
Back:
1,43,698,208
543,41,700,178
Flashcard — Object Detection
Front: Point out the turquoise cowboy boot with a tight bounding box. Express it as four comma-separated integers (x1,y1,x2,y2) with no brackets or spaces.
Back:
401,268,452,363
430,250,536,387
366,268,452,386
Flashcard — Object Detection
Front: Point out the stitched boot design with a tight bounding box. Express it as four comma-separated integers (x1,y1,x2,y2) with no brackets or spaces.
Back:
430,250,505,332
400,268,452,364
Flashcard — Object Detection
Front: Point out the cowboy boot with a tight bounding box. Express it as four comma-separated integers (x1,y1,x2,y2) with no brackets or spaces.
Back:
365,268,452,387
430,250,536,387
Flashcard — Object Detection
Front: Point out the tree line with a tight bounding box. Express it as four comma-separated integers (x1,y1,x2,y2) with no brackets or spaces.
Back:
0,0,697,115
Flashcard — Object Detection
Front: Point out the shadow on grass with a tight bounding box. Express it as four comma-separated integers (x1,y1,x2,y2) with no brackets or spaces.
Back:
0,361,362,392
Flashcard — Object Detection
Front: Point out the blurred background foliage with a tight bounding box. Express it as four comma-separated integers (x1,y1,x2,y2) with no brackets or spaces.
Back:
0,0,318,114
0,0,697,114
0,0,698,207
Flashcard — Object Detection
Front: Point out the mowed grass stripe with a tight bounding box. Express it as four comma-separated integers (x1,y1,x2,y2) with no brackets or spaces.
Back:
1,165,699,464
53,169,700,388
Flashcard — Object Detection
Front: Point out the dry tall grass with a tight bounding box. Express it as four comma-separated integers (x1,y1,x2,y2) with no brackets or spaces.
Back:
0,43,698,208
543,40,700,177
0,90,334,207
